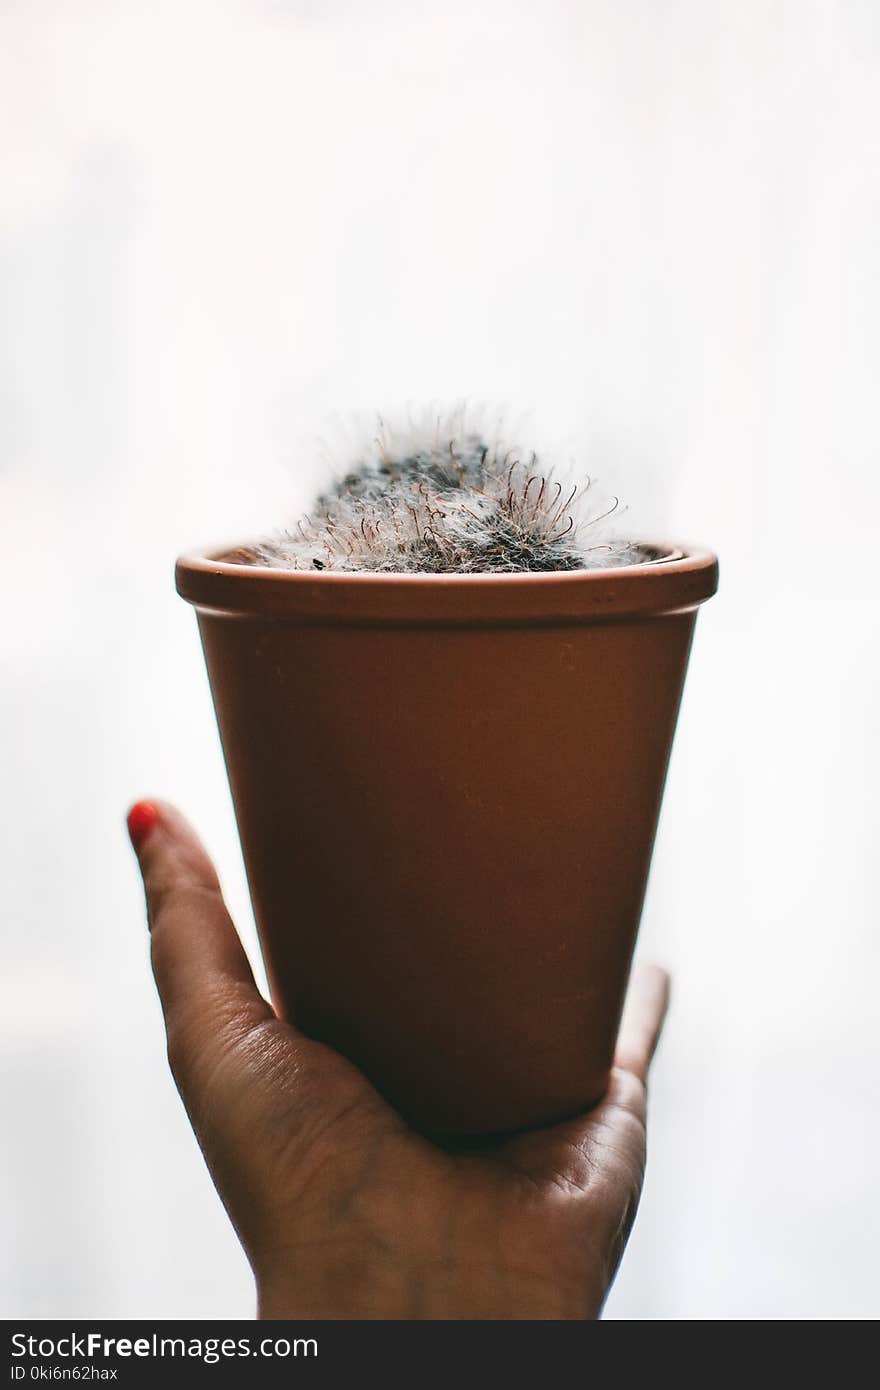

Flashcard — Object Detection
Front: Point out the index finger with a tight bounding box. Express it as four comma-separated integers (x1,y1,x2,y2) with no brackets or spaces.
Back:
613,963,670,1084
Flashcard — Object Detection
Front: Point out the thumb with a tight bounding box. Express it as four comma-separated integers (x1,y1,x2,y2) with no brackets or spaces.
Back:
126,799,275,1110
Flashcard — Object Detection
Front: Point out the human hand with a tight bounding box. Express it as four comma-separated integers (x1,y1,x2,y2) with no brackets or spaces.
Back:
127,799,669,1320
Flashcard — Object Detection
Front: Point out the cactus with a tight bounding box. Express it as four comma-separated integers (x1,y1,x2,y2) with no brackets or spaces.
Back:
252,413,656,573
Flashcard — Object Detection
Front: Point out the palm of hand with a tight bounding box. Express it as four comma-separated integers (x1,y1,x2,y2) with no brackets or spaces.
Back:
132,802,666,1320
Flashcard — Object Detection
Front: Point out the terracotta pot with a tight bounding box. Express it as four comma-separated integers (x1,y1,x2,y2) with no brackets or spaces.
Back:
176,544,717,1137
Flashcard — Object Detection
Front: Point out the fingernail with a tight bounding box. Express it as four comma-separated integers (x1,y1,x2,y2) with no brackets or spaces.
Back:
127,800,159,851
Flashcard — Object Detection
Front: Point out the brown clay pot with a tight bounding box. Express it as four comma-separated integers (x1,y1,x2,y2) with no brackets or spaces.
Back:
176,545,717,1137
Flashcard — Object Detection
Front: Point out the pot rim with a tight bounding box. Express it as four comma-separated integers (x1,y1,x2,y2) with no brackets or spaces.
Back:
176,541,719,624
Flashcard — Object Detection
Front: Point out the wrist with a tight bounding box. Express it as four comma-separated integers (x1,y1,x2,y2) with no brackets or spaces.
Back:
255,1249,605,1320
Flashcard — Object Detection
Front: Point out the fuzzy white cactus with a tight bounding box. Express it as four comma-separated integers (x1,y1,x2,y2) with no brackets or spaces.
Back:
251,412,656,574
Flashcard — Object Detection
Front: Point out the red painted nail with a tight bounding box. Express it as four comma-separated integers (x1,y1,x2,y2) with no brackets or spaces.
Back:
127,801,159,851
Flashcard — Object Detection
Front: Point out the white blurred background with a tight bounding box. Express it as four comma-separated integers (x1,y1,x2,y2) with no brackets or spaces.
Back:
2,0,878,1320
